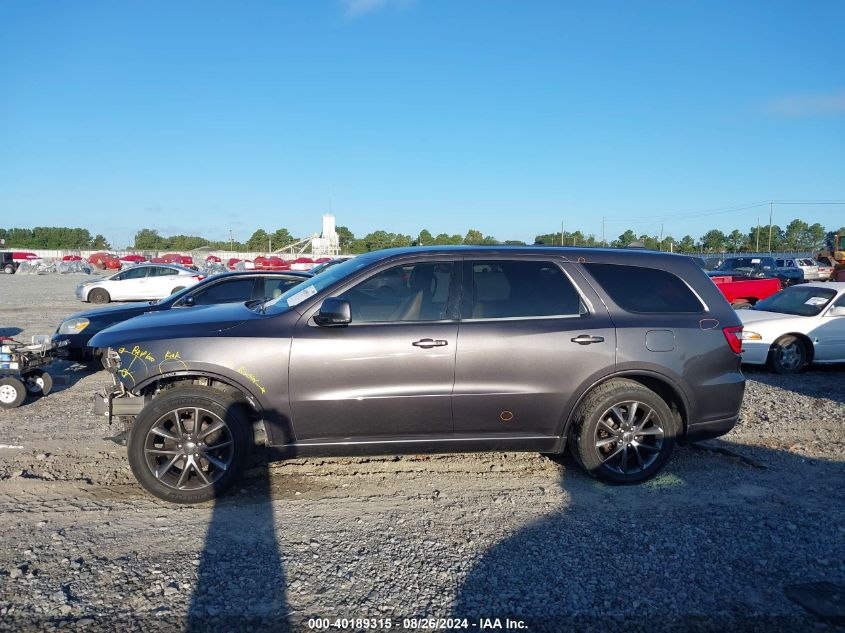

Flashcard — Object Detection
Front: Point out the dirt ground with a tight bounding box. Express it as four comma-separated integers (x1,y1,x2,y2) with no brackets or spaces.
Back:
1,273,844,632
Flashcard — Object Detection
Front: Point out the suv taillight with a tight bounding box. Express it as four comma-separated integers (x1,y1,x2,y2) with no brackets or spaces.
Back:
723,326,743,354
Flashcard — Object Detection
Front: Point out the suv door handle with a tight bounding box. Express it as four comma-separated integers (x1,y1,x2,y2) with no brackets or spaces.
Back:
412,338,448,348
571,334,604,345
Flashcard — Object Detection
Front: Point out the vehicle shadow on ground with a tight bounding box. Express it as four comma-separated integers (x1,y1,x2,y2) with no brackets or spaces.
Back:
743,364,845,405
186,406,291,632
451,442,845,632
0,327,23,338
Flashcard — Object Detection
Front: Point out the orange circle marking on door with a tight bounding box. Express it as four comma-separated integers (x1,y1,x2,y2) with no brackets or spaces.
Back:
500,410,514,422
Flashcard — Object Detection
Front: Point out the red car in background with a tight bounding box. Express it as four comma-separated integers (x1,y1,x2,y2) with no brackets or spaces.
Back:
12,252,40,264
120,254,147,264
88,252,121,270
205,255,222,264
226,258,255,270
253,255,292,270
61,255,83,262
710,275,782,309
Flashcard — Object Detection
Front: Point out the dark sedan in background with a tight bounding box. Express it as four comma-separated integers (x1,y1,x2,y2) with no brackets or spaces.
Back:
53,271,311,362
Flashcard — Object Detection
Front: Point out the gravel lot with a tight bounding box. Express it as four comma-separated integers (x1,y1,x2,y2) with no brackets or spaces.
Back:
1,273,844,632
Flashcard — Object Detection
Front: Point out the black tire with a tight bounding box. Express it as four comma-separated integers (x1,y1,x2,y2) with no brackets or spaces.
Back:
23,370,52,396
569,378,678,484
768,335,807,374
0,377,27,409
732,301,752,310
3,264,14,275
88,288,110,304
127,386,252,504
171,286,186,295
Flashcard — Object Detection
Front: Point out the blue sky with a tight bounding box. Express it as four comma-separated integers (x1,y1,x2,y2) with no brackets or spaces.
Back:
1,0,843,248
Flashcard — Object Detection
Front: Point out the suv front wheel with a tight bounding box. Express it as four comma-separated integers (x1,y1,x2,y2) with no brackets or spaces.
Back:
569,379,678,484
127,386,251,503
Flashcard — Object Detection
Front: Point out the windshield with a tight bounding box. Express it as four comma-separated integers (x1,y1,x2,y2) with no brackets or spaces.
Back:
754,286,837,316
716,257,773,272
260,257,372,312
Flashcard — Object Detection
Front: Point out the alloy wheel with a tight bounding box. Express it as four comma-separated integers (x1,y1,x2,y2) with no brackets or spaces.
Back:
593,400,665,475
143,406,235,491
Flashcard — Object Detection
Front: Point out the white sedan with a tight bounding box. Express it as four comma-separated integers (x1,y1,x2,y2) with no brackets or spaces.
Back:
738,282,845,373
76,264,203,304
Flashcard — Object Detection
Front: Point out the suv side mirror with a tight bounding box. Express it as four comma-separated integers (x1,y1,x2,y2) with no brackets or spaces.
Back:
314,298,351,327
827,305,845,317
182,295,195,307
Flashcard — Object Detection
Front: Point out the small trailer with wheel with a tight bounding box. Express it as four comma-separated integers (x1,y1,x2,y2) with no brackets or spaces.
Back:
0,336,57,409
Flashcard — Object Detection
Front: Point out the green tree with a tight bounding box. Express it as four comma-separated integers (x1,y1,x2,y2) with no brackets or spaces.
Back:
432,233,463,245
92,234,111,249
503,240,526,245
336,226,355,252
726,229,745,252
271,228,294,249
463,229,485,245
612,230,638,248
700,229,727,252
416,229,433,246
676,235,697,253
246,229,270,252
134,228,166,250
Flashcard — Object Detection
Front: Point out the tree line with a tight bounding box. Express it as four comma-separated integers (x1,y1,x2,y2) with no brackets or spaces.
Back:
0,227,110,250
3,219,844,254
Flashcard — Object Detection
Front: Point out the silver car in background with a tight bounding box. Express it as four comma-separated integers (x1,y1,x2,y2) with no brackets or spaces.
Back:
776,258,820,281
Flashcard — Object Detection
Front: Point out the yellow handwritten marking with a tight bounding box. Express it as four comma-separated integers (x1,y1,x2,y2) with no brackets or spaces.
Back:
164,350,181,360
236,366,267,394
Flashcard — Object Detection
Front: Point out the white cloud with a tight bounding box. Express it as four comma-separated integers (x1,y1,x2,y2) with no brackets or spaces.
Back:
765,90,845,117
341,0,412,18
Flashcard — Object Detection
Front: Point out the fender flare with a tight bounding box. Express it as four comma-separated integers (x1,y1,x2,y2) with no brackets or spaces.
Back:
555,368,692,445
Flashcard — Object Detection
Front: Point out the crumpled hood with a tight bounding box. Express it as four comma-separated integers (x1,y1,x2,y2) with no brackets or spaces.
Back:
89,301,258,349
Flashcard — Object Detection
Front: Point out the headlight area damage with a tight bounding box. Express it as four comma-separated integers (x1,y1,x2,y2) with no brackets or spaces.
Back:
93,347,152,429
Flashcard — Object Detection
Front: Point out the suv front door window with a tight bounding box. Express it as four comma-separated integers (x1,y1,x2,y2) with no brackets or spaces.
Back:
289,261,459,440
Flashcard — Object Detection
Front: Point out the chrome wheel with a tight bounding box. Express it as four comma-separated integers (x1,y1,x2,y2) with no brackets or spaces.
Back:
143,406,234,491
593,400,664,475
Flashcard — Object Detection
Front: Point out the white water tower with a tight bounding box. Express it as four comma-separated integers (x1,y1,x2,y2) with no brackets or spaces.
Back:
311,214,340,258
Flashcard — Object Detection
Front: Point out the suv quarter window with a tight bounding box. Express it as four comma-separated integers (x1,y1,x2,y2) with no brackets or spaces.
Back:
583,263,705,314
463,260,584,320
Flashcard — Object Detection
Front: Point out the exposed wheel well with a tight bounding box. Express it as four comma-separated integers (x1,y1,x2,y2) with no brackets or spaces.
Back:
137,375,268,445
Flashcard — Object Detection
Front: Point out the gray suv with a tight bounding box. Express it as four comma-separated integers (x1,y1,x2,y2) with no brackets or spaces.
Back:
90,247,746,503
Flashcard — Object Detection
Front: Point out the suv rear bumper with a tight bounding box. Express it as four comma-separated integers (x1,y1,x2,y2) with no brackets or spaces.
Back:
685,415,738,443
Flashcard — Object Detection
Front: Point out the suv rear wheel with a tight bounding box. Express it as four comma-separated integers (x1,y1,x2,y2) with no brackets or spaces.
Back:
127,386,251,503
569,379,678,484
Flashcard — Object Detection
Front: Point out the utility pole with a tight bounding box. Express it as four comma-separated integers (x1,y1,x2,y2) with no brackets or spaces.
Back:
660,223,664,250
561,220,564,246
601,217,605,246
229,229,234,253
755,216,760,252
269,236,272,253
767,202,773,253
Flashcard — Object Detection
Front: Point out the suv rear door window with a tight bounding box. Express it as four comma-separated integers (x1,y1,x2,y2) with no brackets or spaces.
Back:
584,263,704,313
467,260,583,319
